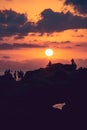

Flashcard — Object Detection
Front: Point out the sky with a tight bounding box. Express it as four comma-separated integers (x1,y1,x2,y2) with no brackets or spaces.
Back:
0,0,87,71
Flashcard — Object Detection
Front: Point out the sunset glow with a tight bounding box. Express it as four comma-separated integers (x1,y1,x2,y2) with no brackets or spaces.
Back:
0,0,87,71
45,49,53,57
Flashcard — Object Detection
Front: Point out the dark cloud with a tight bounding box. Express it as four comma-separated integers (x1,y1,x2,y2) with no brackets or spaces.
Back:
0,43,47,50
30,33,36,36
75,44,81,47
36,9,87,33
1,8,87,36
14,35,24,39
51,41,71,44
65,46,72,49
51,41,59,44
0,9,35,37
0,37,3,40
2,56,10,59
77,34,84,37
75,43,87,48
33,39,37,42
72,34,84,37
64,0,87,15
74,29,78,32
61,41,71,44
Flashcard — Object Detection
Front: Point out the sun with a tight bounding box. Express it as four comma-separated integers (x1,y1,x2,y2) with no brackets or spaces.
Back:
45,48,53,57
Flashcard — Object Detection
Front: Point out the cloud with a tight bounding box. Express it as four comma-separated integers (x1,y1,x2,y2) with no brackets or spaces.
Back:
1,8,87,37
75,43,87,48
0,37,3,40
50,41,71,45
0,9,35,37
0,43,47,50
2,56,11,59
61,41,71,44
64,0,87,15
77,35,84,37
74,29,78,32
14,35,24,39
65,46,72,49
75,44,81,47
36,9,87,33
72,34,84,37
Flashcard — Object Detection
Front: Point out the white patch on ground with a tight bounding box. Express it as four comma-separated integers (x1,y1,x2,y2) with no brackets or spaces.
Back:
52,102,66,110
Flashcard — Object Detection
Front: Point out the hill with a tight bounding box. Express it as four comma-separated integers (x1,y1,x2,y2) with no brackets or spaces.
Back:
0,60,87,129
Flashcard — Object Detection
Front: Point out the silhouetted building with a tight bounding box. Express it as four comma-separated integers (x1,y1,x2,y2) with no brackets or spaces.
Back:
46,59,77,72
47,60,52,68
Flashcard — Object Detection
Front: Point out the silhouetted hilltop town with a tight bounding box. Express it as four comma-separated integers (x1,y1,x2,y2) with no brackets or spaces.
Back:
0,59,87,129
0,59,77,84
20,59,87,87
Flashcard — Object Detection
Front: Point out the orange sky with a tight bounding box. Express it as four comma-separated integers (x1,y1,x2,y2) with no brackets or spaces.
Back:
0,0,87,70
0,0,63,21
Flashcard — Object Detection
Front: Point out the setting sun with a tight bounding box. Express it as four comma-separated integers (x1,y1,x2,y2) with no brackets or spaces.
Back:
45,49,54,57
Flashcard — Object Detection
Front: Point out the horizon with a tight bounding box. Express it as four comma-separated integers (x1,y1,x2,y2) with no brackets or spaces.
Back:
0,58,87,75
0,0,87,70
